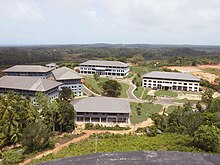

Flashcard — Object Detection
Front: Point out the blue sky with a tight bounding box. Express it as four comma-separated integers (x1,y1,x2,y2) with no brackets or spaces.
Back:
0,0,220,45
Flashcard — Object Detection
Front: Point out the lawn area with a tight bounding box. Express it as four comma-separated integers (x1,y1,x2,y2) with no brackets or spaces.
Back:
134,86,145,99
29,133,200,165
130,66,147,75
155,90,178,98
166,105,178,114
119,83,129,98
173,98,200,105
126,72,134,78
84,76,109,94
142,88,151,100
130,102,162,124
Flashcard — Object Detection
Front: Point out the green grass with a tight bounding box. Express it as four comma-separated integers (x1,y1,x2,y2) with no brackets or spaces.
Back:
166,105,178,114
126,72,134,78
130,66,147,75
134,86,145,99
155,90,178,98
84,76,109,94
130,102,162,124
119,83,129,98
142,88,151,100
173,98,200,105
29,133,201,165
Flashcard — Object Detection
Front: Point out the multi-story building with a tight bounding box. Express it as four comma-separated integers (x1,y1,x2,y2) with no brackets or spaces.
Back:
71,97,131,125
79,60,129,77
142,71,200,92
0,76,62,103
46,63,59,70
52,67,84,96
3,65,53,79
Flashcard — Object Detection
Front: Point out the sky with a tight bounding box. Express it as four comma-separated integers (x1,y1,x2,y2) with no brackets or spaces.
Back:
0,0,220,45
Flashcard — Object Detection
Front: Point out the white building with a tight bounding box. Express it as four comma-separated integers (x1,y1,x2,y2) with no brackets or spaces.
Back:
52,67,84,96
46,63,59,70
0,76,62,103
79,60,129,77
142,71,200,92
3,65,53,79
71,97,131,126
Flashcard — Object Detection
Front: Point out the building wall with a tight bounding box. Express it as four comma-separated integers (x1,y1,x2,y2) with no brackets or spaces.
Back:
75,112,130,124
142,77,200,92
80,65,129,77
4,72,52,79
58,79,83,96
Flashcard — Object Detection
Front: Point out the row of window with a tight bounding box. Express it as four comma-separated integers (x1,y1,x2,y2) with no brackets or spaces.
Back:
144,80,199,86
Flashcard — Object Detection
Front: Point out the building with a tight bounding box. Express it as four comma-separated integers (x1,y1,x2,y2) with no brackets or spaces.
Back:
142,71,200,92
71,97,131,125
52,67,84,96
3,65,53,79
79,60,129,77
0,76,62,103
46,63,59,70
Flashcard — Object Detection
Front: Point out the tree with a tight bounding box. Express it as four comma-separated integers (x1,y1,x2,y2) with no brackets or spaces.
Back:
57,100,76,132
129,54,145,66
60,87,74,101
22,121,54,153
202,89,213,108
101,80,122,97
146,95,156,104
193,125,220,152
208,98,220,113
93,73,100,81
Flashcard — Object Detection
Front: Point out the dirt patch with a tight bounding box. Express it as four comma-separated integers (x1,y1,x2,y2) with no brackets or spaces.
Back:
166,65,220,82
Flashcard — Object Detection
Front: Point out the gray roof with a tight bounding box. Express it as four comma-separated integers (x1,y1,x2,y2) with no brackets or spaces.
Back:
52,67,84,81
71,97,131,113
38,151,220,165
80,60,128,67
0,76,62,92
3,65,53,73
143,71,200,81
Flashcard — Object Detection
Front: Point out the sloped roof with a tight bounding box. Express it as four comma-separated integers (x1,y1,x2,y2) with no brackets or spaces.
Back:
3,65,53,73
143,71,200,81
71,97,131,113
52,67,83,80
80,60,128,67
0,76,62,92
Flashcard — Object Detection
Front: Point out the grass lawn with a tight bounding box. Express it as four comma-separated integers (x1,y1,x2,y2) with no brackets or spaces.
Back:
134,86,145,99
126,72,134,78
130,102,162,124
130,66,147,75
142,88,151,100
155,90,178,98
29,133,200,165
166,105,178,114
84,76,109,94
173,98,200,105
119,83,129,98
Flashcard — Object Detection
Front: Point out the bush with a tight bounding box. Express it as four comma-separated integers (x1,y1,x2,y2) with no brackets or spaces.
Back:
84,123,129,130
2,149,24,165
193,125,220,152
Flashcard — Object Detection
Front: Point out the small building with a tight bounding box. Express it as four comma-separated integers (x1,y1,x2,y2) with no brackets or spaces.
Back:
71,97,131,125
3,65,53,79
142,71,200,92
46,63,59,70
52,67,84,96
0,76,62,103
79,60,129,77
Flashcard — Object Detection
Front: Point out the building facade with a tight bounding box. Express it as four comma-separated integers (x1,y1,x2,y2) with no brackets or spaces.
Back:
79,60,129,77
52,67,84,96
3,65,53,79
71,97,131,125
0,76,62,103
142,71,200,92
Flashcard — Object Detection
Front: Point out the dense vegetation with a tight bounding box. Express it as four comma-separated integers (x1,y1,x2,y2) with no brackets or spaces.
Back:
29,133,200,165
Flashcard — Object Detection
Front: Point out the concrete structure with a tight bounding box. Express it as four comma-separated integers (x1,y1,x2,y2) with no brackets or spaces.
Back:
142,71,200,92
52,67,84,96
71,97,131,125
0,76,62,103
3,65,53,79
79,60,129,77
46,63,59,70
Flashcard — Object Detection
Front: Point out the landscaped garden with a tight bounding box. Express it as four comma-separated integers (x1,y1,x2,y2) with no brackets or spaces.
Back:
154,90,178,98
130,102,162,124
173,98,200,104
134,87,151,100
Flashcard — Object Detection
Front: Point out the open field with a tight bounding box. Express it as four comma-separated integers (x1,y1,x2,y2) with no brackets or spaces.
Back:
119,83,129,98
166,65,220,82
130,102,162,124
155,90,178,98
